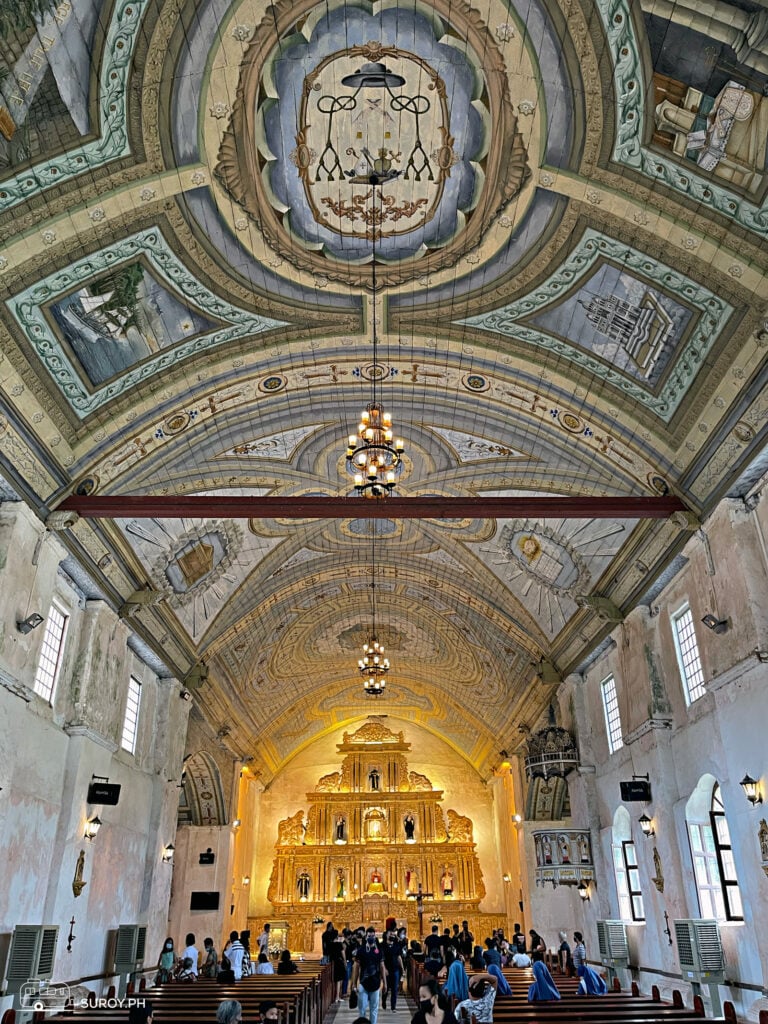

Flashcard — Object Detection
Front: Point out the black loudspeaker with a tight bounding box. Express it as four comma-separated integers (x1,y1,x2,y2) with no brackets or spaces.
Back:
190,891,220,911
620,780,651,802
199,849,215,865
88,782,121,805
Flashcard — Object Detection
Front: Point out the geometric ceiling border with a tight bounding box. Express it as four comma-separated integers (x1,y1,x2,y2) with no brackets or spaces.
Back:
0,0,144,213
456,227,733,422
8,227,288,419
597,0,768,236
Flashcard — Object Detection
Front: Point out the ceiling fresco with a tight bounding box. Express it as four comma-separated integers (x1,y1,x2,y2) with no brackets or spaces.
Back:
0,0,767,777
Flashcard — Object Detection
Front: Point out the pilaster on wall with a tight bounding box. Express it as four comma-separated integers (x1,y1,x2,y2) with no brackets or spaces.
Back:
488,765,524,933
167,825,236,952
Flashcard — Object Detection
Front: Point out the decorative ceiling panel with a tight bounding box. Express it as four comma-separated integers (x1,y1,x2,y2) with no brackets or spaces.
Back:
0,0,766,777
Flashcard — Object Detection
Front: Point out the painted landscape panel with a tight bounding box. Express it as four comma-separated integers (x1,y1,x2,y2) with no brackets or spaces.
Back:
48,260,217,386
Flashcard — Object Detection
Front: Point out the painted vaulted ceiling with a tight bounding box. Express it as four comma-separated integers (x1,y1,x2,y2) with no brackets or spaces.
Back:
0,0,767,779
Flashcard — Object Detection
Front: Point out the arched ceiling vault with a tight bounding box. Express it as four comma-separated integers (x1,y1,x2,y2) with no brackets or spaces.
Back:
0,0,766,778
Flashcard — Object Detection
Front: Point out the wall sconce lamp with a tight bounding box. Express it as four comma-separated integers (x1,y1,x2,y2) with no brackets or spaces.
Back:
511,814,523,823
17,613,45,634
701,614,729,634
161,843,175,863
577,880,590,902
84,815,102,841
232,818,242,828
740,774,763,805
179,689,192,701
638,813,656,838
502,873,511,883
242,875,250,886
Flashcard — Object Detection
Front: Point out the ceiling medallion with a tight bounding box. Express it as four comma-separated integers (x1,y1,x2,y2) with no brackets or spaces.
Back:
213,0,530,285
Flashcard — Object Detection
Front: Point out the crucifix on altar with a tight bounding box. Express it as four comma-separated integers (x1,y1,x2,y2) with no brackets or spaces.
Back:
410,882,434,937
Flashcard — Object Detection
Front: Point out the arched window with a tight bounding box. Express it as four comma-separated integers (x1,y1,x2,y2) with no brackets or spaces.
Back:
686,778,743,922
612,807,644,922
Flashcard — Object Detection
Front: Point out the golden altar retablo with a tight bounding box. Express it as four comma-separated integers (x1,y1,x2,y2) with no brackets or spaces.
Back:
265,722,493,945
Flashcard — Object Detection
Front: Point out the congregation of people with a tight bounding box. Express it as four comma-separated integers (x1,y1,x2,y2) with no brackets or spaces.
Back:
147,918,606,1024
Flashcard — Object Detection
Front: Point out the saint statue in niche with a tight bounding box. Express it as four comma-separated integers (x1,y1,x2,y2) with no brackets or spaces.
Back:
369,767,381,791
368,869,385,894
336,867,346,899
297,870,311,900
336,815,346,842
404,813,416,840
441,867,454,896
578,834,590,863
559,836,571,863
542,836,553,864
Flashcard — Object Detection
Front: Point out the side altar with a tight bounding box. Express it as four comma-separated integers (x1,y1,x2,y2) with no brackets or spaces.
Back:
265,722,496,948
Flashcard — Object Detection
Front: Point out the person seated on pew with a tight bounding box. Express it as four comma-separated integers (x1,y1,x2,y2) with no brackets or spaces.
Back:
411,976,458,1024
443,959,469,1003
176,957,197,982
217,952,235,985
526,961,560,1003
217,1000,243,1024
260,1001,279,1023
128,1002,153,1024
486,965,512,996
470,946,485,971
510,950,531,969
255,952,274,975
572,932,607,996
454,972,498,1024
277,948,299,974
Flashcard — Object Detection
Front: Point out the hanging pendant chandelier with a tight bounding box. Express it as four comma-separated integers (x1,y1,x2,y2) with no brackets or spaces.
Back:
359,638,390,677
347,404,404,498
343,188,405,498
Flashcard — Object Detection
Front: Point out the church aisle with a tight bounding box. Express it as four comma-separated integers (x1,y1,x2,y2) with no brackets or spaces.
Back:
326,993,415,1024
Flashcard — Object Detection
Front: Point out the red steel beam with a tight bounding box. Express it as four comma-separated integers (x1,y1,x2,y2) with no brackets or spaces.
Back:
58,494,687,520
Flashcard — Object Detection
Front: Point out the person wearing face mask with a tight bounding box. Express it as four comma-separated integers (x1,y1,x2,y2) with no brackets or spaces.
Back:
352,929,385,1024
411,976,458,1024
156,937,176,984
382,932,404,1011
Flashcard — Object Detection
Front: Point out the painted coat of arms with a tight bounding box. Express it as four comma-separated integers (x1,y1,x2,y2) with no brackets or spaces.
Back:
292,44,454,238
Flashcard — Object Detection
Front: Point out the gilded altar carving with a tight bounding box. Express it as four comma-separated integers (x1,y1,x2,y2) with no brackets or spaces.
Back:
435,806,448,842
269,719,484,910
447,809,473,842
277,809,306,845
342,721,404,744
304,805,318,844
409,770,433,790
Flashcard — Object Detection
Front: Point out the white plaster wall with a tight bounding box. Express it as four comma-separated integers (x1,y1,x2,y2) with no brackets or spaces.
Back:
248,717,504,921
0,503,188,994
550,496,768,1019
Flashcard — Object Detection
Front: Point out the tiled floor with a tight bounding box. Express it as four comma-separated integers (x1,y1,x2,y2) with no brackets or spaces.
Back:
328,991,414,1024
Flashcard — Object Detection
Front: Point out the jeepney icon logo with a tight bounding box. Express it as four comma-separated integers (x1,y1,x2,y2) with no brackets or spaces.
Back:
293,44,455,239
